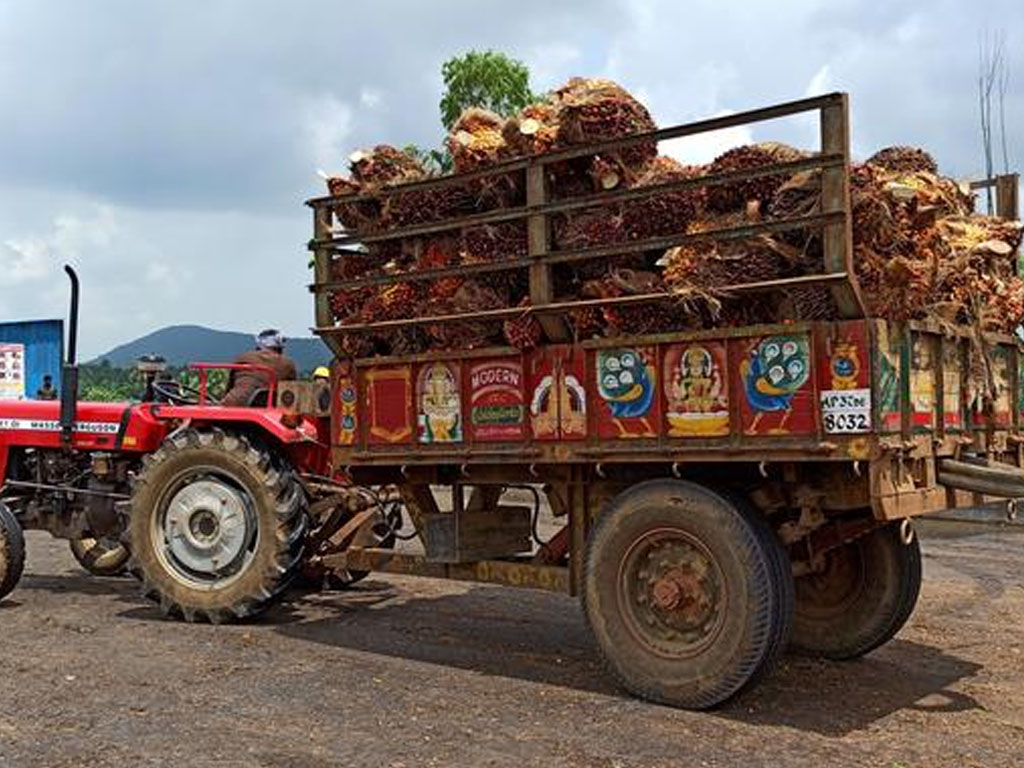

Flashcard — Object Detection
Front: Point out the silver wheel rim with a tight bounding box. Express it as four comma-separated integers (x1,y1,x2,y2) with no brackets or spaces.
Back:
151,471,258,591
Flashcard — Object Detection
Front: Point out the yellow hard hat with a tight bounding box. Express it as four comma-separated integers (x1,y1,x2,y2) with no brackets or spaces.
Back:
313,366,330,380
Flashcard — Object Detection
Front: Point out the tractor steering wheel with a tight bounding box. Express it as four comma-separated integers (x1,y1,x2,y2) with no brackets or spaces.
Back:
151,379,220,406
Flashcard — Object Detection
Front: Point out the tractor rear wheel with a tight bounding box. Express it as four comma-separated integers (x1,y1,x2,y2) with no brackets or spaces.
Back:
70,536,130,577
583,479,785,709
0,502,26,602
790,521,921,659
129,428,308,622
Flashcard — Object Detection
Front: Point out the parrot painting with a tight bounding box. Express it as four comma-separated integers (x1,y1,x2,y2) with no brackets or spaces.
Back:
597,349,656,437
740,336,810,434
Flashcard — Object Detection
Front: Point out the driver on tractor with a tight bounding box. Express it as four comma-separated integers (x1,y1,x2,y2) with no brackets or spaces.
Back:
222,328,297,406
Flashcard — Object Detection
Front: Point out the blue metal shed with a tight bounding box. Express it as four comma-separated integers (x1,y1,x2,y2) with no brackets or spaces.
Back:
0,319,64,399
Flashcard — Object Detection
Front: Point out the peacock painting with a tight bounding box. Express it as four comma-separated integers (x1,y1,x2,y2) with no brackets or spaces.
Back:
596,348,656,437
740,335,810,434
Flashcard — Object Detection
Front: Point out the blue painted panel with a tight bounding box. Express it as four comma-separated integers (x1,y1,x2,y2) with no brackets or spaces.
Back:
0,320,64,399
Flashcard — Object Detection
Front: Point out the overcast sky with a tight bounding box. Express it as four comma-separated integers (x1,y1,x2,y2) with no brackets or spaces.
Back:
0,0,1020,357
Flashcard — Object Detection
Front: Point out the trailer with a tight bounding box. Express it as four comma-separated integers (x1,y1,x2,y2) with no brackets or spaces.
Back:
302,92,1024,708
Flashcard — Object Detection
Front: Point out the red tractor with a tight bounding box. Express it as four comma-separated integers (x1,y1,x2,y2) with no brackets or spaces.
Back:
0,267,374,619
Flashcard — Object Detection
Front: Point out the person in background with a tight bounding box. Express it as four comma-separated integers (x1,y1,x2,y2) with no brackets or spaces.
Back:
312,366,330,383
222,329,298,406
36,374,57,400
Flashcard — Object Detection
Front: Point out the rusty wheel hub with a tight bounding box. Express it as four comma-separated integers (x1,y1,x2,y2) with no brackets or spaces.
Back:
619,528,726,658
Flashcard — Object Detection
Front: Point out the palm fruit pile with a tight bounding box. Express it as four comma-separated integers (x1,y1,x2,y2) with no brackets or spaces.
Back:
321,75,1024,357
846,159,1024,331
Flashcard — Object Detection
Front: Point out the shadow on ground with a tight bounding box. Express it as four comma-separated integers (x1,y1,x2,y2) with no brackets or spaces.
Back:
21,571,137,598
273,580,984,737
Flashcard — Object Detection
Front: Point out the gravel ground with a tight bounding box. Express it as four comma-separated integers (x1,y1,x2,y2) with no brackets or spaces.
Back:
1,520,1023,768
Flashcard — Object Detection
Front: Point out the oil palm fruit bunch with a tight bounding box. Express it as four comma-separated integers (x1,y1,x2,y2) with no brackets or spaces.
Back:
705,143,805,214
866,146,938,175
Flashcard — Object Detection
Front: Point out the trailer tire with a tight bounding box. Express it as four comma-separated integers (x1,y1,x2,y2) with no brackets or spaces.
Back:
70,536,130,577
129,428,308,623
583,479,779,709
0,502,26,602
790,521,921,659
719,490,795,683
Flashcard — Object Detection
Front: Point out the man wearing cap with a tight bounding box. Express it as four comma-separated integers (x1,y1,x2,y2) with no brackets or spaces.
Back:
222,329,298,406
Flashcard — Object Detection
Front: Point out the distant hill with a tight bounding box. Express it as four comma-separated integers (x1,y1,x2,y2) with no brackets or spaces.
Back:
90,324,331,373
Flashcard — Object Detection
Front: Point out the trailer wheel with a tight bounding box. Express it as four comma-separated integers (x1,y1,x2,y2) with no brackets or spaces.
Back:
718,490,795,683
70,536,130,577
0,502,26,602
790,521,921,659
583,479,781,709
129,429,308,622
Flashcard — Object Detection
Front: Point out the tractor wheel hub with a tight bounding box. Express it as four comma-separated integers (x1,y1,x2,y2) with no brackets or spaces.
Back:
165,480,250,577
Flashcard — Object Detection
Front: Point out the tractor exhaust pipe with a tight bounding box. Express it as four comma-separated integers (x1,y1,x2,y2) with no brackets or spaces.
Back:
60,265,79,446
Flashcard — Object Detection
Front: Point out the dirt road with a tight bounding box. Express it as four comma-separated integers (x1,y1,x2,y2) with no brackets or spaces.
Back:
2,521,1024,768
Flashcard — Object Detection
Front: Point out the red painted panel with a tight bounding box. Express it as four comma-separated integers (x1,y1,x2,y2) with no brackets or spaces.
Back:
663,342,729,438
733,333,815,436
363,366,413,445
592,346,658,439
468,359,526,442
816,321,873,435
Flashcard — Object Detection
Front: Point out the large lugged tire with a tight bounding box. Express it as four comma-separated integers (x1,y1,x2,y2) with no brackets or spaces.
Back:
583,479,785,709
0,502,26,602
791,521,921,660
70,536,130,577
129,429,308,622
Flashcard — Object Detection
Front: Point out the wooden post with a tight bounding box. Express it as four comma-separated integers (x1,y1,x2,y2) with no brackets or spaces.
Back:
819,95,865,319
994,173,1020,220
312,205,343,357
993,174,1021,277
526,164,569,341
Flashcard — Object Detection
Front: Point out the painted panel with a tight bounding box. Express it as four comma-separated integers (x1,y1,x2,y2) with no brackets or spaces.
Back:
468,359,525,442
364,366,413,445
559,351,588,441
991,346,1012,428
334,360,358,446
663,342,729,438
734,333,815,436
942,340,963,431
593,346,658,439
909,335,936,431
818,322,872,435
528,347,586,441
1019,353,1024,426
875,323,902,433
416,361,463,443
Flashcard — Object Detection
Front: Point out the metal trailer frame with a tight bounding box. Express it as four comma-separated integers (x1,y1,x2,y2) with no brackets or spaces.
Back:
301,93,1022,597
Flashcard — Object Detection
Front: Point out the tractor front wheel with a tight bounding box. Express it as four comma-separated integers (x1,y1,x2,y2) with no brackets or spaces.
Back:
129,429,308,622
0,502,26,602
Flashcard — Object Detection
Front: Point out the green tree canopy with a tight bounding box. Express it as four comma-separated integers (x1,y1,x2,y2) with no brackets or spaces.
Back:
439,51,535,130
